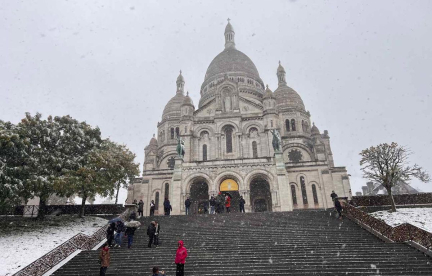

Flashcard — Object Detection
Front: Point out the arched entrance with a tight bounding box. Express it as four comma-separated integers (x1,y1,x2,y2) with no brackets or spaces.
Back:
189,178,209,214
250,175,272,212
219,178,241,212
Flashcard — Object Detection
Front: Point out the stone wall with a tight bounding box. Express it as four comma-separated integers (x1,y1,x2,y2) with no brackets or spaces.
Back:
2,204,125,216
351,193,432,206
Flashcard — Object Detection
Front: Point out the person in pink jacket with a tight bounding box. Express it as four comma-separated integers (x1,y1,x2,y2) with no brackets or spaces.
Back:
175,240,188,276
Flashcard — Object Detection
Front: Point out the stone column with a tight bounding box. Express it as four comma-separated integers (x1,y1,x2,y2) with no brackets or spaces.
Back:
274,151,293,212
170,156,183,215
237,133,242,157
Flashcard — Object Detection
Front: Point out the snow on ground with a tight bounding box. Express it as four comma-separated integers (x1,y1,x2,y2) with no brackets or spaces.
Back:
370,208,432,233
0,216,107,276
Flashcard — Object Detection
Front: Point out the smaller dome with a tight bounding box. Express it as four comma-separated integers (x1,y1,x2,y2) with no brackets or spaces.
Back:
263,85,274,99
162,92,185,119
149,134,158,146
182,92,194,107
311,123,320,135
274,85,305,111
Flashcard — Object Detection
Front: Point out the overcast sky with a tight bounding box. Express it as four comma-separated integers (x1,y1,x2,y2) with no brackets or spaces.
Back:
1,0,432,203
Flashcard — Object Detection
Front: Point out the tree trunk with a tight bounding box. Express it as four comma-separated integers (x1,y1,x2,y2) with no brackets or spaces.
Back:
37,197,47,219
114,183,120,205
387,187,397,212
80,196,87,218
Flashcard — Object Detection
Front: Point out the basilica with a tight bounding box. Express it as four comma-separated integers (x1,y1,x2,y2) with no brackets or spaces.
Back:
127,21,352,215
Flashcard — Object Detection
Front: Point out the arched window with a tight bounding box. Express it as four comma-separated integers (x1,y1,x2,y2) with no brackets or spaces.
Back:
312,184,319,204
302,121,306,132
300,176,308,205
225,127,233,153
270,120,273,128
285,119,290,132
291,185,297,205
170,128,174,139
291,119,296,131
252,141,258,158
164,183,169,200
155,192,160,211
203,144,208,161
175,127,180,137
184,126,187,134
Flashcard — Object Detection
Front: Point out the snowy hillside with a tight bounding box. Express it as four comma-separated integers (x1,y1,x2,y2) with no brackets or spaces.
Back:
371,208,432,233
0,216,107,276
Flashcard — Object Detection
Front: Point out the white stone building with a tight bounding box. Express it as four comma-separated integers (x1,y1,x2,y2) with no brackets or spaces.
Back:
127,21,351,215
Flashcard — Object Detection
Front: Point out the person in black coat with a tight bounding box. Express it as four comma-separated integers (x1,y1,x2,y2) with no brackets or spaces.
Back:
163,198,172,216
125,224,137,248
147,221,156,248
335,199,343,219
209,196,216,214
106,223,115,247
114,220,125,247
185,198,191,215
239,196,246,213
138,199,144,217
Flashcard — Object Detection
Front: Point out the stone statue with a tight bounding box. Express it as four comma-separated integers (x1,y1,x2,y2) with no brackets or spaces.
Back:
176,136,185,158
270,129,281,152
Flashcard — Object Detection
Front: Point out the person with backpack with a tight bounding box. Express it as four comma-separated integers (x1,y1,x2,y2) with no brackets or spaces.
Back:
125,221,139,249
114,220,125,247
175,240,188,276
99,243,110,276
147,221,156,248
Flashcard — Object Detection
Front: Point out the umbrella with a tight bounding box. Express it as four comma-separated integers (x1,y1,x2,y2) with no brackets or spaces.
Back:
108,217,123,224
125,220,141,228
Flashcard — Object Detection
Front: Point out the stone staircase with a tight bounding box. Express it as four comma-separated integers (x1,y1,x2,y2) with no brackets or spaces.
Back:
52,210,432,275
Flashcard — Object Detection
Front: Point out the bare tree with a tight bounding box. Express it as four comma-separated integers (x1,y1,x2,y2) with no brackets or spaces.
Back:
360,142,430,212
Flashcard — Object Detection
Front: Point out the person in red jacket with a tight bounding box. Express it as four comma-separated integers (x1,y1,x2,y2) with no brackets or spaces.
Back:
225,194,231,213
175,240,188,276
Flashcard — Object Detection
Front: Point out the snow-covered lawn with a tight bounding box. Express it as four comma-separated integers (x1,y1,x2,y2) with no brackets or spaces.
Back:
370,208,432,233
0,216,107,276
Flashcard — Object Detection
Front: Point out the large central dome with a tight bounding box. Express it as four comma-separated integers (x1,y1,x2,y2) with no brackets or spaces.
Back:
199,21,264,107
204,47,261,83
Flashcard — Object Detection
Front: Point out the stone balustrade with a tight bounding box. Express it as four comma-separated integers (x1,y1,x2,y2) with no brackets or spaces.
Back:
13,208,133,276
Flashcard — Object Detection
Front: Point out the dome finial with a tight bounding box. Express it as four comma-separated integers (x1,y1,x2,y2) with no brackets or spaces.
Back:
224,19,235,49
176,70,185,94
277,61,286,86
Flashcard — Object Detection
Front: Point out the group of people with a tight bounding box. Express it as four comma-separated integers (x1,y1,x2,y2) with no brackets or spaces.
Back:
133,198,173,217
185,193,247,215
99,237,188,276
106,215,140,249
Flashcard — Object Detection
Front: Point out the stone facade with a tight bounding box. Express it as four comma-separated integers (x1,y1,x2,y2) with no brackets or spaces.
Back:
127,21,351,215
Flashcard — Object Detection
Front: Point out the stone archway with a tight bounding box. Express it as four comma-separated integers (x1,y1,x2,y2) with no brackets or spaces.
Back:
189,177,209,214
250,175,272,212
